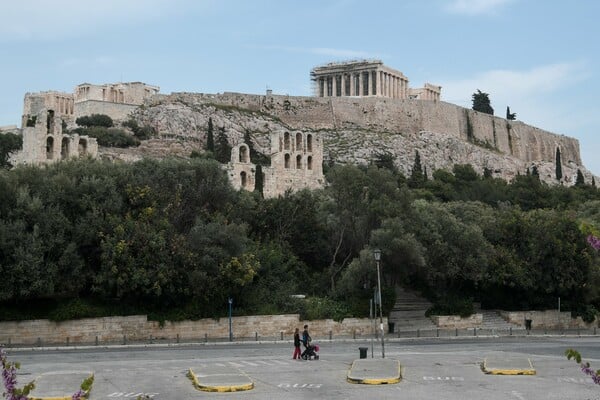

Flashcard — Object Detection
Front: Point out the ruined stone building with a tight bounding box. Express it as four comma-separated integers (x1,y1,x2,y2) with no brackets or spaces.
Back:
227,130,325,198
310,60,441,101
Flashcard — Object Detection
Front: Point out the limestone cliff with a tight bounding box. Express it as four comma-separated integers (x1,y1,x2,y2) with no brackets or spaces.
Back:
107,91,592,185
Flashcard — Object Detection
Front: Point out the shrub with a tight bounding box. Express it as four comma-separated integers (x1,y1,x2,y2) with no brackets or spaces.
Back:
76,114,113,128
301,297,350,322
426,296,474,318
85,127,140,147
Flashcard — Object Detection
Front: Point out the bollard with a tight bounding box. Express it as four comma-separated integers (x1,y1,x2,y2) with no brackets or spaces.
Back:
255,332,258,341
329,330,332,340
123,335,126,345
353,330,356,340
417,329,420,338
95,336,98,346
578,327,580,337
509,327,512,336
436,329,439,338
66,337,70,346
455,328,458,337
204,333,208,343
280,331,284,341
176,334,180,344
473,328,476,337
37,337,41,347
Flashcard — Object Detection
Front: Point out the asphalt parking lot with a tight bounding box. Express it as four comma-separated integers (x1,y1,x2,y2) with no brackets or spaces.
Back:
6,336,600,399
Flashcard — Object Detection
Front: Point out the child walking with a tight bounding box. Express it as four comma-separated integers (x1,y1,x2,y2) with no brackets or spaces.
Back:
293,328,302,360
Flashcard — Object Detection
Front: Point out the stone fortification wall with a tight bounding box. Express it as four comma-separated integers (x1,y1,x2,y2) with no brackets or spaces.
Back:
140,92,588,185
73,100,138,124
149,92,581,166
501,310,597,329
0,315,381,346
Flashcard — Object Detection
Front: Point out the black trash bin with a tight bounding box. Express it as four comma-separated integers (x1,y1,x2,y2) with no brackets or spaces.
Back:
388,322,395,334
525,319,532,330
359,347,368,359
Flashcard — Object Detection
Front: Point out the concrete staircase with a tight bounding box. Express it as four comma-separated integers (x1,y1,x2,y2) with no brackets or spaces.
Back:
388,287,436,331
388,287,525,333
479,309,525,332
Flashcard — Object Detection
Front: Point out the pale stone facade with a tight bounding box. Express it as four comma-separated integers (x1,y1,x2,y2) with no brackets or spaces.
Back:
11,108,98,166
74,82,159,105
22,91,75,126
227,130,325,198
310,60,441,101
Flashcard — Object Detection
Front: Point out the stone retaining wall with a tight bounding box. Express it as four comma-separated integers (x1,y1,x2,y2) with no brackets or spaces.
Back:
431,314,483,329
0,314,384,346
500,310,598,329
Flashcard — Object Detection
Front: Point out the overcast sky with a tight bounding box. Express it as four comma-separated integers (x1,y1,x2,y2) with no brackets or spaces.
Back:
1,0,598,174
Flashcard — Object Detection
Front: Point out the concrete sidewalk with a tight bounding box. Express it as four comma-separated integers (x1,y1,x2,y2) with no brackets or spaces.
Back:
28,371,92,400
482,356,536,375
188,365,254,392
347,358,402,384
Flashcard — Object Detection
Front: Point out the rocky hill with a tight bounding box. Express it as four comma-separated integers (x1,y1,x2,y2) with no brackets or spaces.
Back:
102,91,592,186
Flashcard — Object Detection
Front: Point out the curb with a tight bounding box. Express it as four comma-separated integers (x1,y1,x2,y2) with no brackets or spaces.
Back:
481,358,536,375
346,359,402,385
187,368,254,392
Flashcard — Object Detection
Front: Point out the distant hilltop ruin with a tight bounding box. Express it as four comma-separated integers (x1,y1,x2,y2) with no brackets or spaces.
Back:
3,60,594,194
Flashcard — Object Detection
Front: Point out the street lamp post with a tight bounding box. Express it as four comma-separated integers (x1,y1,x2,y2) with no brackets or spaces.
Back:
228,297,233,342
373,249,385,358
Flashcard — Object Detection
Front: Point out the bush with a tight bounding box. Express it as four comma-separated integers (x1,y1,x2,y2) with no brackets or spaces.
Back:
426,296,474,318
122,119,156,140
76,114,113,128
301,297,350,322
85,127,140,147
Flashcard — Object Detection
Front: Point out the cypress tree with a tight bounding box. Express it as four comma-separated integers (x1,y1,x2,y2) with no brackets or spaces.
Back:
215,127,231,164
555,147,563,181
206,117,215,152
254,164,264,197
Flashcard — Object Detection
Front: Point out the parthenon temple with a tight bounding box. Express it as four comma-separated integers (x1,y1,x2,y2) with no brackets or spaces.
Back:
310,60,441,101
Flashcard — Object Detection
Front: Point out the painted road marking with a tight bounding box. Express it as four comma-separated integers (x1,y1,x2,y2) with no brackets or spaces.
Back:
277,383,323,389
423,376,465,381
107,392,159,398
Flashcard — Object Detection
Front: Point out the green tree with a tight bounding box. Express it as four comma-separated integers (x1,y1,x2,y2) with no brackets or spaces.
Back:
576,169,585,186
76,114,113,128
254,164,264,196
556,147,563,181
506,106,516,120
206,117,215,152
214,127,231,163
0,132,22,168
472,90,494,115
408,150,425,188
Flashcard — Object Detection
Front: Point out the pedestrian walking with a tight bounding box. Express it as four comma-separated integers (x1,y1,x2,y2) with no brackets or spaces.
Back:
293,328,302,359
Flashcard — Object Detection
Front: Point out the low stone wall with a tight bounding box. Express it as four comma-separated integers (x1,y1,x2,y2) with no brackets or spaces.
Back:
431,314,483,329
500,310,598,329
0,314,383,346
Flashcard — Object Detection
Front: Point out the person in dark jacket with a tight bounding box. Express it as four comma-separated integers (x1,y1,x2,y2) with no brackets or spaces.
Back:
301,324,311,358
293,328,302,359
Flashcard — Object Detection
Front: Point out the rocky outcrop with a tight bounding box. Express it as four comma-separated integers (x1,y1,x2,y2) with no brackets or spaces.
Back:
108,91,593,186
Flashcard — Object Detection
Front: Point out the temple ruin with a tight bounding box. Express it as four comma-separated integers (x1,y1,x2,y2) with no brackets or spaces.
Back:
310,60,441,101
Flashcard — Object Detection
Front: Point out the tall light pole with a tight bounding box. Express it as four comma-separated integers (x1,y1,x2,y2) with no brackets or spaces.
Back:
373,249,385,358
228,297,233,342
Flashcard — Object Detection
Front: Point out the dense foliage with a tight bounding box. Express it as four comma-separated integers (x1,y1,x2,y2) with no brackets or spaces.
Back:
0,133,22,169
472,90,494,115
1,158,599,322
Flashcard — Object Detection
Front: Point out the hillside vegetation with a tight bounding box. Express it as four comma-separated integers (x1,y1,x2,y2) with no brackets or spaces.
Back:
1,158,599,323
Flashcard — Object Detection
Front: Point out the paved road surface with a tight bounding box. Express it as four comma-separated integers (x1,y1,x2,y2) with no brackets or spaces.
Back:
5,336,600,399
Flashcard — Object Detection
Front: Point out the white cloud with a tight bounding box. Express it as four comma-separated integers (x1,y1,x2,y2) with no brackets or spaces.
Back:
440,62,590,133
0,0,215,41
445,0,515,15
253,45,385,60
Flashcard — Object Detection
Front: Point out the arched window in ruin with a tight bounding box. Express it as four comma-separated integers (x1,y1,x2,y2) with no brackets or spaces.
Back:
239,145,249,163
307,156,313,170
46,137,54,160
296,155,302,169
284,132,290,150
78,139,87,156
61,137,69,160
47,110,55,134
240,171,247,188
307,134,313,152
284,153,290,169
296,132,302,151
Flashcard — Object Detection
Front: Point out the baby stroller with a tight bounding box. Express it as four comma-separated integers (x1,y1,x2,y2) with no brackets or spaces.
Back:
301,343,320,360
